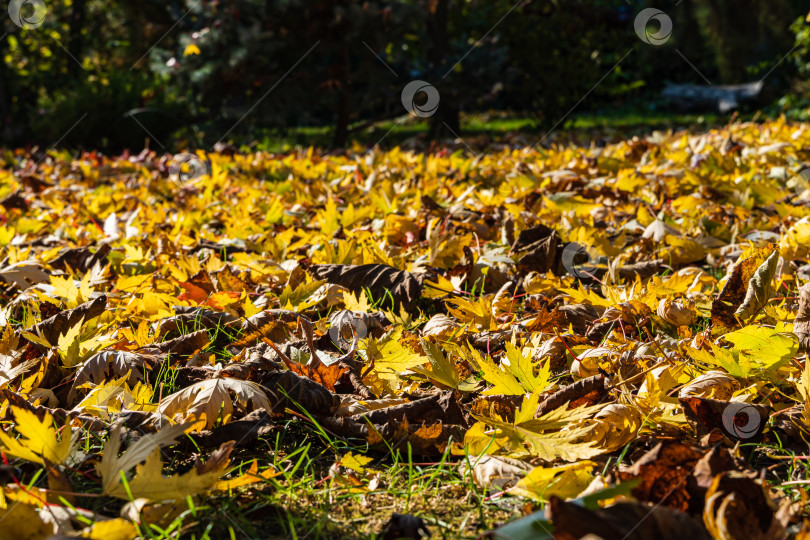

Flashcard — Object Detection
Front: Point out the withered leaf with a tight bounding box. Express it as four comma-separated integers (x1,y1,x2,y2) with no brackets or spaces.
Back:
259,370,341,415
49,244,111,273
308,263,422,310
794,283,810,352
470,394,522,422
617,441,702,512
557,304,602,334
68,350,154,403
711,247,776,332
155,307,240,339
157,378,272,432
380,513,431,540
703,472,789,540
535,374,607,417
25,295,107,346
144,329,211,358
547,496,712,540
284,360,348,392
354,391,469,427
679,397,770,441
461,454,533,490
735,249,778,323
189,410,275,449
233,309,300,347
510,224,565,274
0,262,51,290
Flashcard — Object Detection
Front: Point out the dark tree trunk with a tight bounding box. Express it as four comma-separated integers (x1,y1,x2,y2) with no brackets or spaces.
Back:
333,38,351,148
67,0,87,75
0,31,11,143
426,0,460,139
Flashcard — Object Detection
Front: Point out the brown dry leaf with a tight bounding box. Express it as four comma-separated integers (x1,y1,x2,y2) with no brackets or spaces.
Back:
735,249,779,323
145,328,211,358
678,371,741,400
98,424,189,495
106,441,235,500
259,370,341,415
25,295,107,346
617,441,703,512
284,360,348,392
233,309,300,347
461,454,533,490
0,262,50,290
711,246,777,332
525,306,568,334
155,307,240,339
795,283,810,352
308,263,422,310
354,391,468,427
49,244,111,273
421,314,460,338
68,350,152,403
469,394,522,421
534,374,608,417
510,224,565,274
157,378,272,432
547,496,712,540
703,472,791,540
679,396,769,441
657,298,696,326
380,513,431,540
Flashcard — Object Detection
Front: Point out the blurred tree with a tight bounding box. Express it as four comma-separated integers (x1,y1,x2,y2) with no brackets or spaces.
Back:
150,0,425,147
0,0,807,149
693,0,798,82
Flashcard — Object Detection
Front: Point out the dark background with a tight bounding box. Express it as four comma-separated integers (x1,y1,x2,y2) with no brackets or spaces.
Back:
1,0,809,151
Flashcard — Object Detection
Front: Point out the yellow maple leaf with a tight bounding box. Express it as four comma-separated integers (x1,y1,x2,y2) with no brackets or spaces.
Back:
0,406,73,465
340,451,373,473
106,446,232,500
363,328,428,385
50,275,80,307
79,518,139,540
510,461,595,501
211,459,280,491
343,290,373,312
0,486,54,539
445,295,495,331
98,424,188,496
134,319,151,347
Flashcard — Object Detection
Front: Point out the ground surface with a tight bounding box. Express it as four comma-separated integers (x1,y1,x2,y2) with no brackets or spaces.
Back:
1,119,810,539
